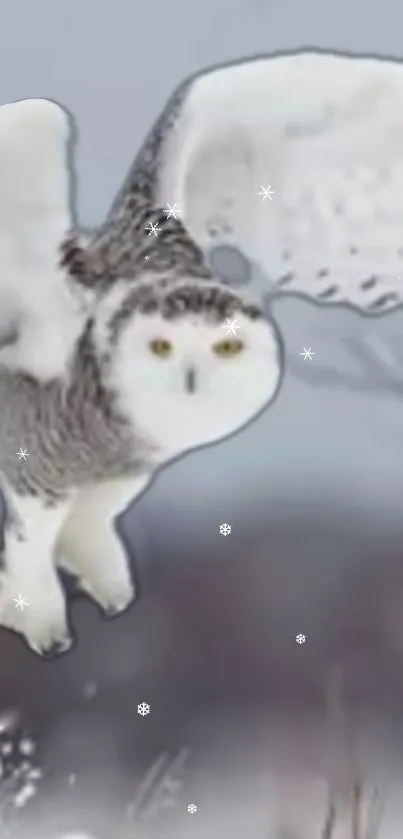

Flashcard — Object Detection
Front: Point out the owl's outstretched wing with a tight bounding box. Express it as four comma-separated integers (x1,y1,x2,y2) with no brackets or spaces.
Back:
155,51,403,315
0,98,87,380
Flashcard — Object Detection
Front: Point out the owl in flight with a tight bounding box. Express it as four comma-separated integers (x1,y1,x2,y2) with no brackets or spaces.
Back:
0,49,400,655
0,96,280,656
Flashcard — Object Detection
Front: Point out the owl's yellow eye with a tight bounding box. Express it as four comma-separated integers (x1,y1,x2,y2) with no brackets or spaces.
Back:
149,338,173,358
212,339,245,357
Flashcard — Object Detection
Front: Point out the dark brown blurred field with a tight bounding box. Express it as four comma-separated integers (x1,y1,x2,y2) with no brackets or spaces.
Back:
1,507,403,838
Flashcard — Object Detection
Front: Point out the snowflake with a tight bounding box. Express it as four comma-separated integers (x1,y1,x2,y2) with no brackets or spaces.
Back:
137,702,151,717
219,523,231,536
300,346,315,361
12,595,29,612
144,222,161,238
16,448,29,461
222,318,239,336
165,202,179,219
296,633,306,644
257,185,275,201
187,803,198,814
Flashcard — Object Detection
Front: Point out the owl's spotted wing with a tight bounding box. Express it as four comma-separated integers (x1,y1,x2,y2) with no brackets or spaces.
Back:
0,98,87,380
157,51,403,314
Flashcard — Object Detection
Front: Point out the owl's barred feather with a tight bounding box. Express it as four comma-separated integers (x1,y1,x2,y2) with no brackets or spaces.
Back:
0,322,155,504
105,278,261,346
60,81,213,287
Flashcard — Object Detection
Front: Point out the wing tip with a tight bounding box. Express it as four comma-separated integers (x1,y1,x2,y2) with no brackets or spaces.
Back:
0,97,70,143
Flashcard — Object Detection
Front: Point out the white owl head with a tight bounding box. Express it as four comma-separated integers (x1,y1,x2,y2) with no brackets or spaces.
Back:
91,275,283,459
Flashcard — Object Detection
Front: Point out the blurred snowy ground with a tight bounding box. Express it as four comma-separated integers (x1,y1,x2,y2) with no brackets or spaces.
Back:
1,0,403,836
3,521,403,837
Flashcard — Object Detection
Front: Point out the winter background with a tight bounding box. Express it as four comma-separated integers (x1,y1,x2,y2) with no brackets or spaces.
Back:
1,0,403,837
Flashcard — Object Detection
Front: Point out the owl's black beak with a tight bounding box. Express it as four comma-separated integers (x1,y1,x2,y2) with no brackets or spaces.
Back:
185,366,197,394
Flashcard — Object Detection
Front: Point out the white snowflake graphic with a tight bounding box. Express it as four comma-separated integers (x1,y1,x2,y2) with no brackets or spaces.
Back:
296,633,306,644
165,202,179,219
187,803,198,814
13,594,29,612
222,318,239,336
300,346,315,361
219,523,231,536
137,702,151,717
16,448,29,461
257,185,275,201
144,222,161,238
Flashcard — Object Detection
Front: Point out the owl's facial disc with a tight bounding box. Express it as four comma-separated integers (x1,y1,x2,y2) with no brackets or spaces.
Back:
96,281,283,460
147,334,246,396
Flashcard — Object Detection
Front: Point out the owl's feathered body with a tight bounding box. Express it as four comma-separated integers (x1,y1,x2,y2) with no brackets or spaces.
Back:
0,95,281,656
0,327,153,504
0,276,271,502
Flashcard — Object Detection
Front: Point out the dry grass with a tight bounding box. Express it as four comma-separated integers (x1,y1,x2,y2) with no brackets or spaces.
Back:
319,780,384,839
317,666,385,839
0,675,389,839
125,747,190,824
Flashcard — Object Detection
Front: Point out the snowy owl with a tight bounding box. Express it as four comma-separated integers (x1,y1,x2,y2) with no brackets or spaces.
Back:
145,49,403,315
0,98,282,656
